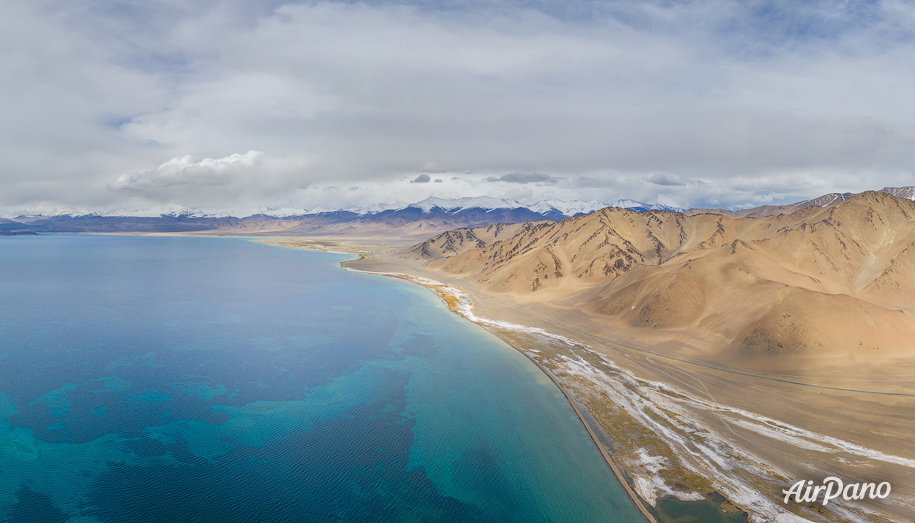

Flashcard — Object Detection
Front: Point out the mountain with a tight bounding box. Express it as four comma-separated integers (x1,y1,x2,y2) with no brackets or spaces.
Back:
684,185,915,218
11,214,245,234
257,207,309,218
10,197,677,237
401,221,548,259
877,185,915,200
611,199,682,213
404,196,527,213
12,205,239,219
303,196,678,223
408,191,915,370
0,217,42,232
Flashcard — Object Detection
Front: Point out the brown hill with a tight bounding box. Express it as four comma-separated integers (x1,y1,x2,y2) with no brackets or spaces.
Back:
683,185,915,219
400,221,549,259
412,191,915,370
684,192,856,218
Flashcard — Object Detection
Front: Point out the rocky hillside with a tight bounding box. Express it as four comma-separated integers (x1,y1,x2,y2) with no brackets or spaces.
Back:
683,185,915,218
400,221,549,259
413,191,915,366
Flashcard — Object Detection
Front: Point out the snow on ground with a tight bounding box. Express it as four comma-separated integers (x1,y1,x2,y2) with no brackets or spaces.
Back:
350,268,914,522
630,449,705,506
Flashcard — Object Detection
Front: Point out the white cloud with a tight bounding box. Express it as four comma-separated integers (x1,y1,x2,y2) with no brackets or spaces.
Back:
2,0,915,214
484,173,563,184
109,151,264,191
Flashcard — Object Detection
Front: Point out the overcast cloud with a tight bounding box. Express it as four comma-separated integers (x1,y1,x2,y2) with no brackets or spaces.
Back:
2,0,915,215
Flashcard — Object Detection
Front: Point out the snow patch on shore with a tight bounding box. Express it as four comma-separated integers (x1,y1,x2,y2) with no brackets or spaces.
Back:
346,267,913,521
559,354,818,522
630,449,705,507
559,352,915,522
344,269,584,346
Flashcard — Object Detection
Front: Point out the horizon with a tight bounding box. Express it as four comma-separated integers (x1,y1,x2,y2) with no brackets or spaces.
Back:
3,185,907,221
3,1,915,215
2,194,667,219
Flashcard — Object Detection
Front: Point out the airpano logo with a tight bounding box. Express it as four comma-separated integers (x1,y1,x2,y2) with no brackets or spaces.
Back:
783,477,891,505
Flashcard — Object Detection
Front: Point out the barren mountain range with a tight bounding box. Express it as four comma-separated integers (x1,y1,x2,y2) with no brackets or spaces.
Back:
683,185,915,218
0,197,631,238
2,203,549,237
405,190,915,373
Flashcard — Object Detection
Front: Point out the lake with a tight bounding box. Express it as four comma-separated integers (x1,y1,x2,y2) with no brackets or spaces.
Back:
0,234,644,522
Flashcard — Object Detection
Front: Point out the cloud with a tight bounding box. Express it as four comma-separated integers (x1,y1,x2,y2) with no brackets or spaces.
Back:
2,0,915,214
109,151,264,191
411,174,431,183
484,172,562,184
573,176,614,189
646,173,686,186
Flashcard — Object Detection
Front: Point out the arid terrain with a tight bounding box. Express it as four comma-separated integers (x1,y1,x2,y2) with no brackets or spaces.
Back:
415,191,915,375
329,190,915,522
196,190,915,522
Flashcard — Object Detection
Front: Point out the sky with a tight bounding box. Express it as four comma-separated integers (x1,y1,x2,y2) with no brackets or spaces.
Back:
2,0,915,216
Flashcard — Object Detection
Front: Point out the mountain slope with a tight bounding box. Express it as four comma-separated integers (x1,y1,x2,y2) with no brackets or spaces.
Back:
401,221,549,259
413,191,915,368
683,185,915,218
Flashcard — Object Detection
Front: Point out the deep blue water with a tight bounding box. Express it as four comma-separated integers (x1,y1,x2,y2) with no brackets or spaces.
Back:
0,234,644,522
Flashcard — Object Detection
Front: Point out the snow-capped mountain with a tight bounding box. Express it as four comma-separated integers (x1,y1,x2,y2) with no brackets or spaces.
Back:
251,207,308,218
527,199,608,216
312,196,676,218
15,205,236,219
341,203,408,215
764,186,915,214
405,196,525,213
611,199,683,213
394,196,679,216
5,195,686,237
12,207,106,219
877,186,915,200
6,187,915,237
311,197,532,216
158,208,236,219
10,196,679,221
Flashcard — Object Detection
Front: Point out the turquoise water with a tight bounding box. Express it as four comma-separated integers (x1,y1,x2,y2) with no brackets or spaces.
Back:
0,234,644,522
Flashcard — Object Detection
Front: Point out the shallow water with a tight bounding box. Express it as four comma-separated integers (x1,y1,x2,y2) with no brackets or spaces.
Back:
651,492,748,523
0,234,645,522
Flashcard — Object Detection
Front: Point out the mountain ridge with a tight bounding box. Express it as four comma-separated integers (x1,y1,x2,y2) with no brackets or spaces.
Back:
406,190,915,370
6,187,915,242
682,185,915,218
2,197,672,237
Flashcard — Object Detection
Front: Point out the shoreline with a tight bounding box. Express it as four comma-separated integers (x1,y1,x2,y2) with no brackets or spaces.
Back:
28,233,913,521
501,335,659,523
338,261,658,523
260,237,915,522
